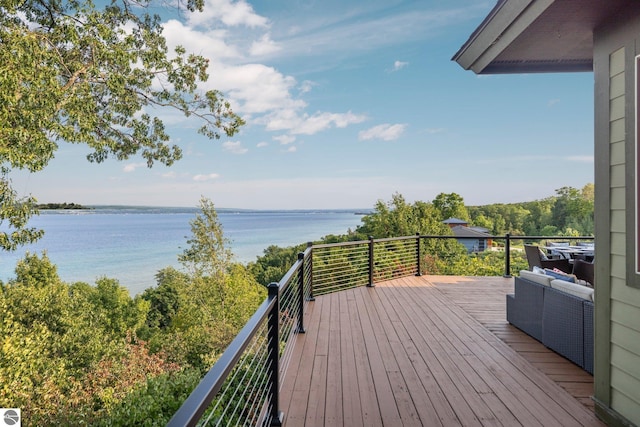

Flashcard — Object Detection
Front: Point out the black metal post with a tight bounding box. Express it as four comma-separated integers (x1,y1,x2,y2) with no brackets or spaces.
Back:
307,242,315,301
368,236,375,287
267,283,283,426
415,232,422,276
296,252,306,334
504,233,512,278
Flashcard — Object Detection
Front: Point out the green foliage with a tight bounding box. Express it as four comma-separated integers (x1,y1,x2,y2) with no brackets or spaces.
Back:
139,267,186,336
145,199,266,369
94,368,203,427
0,168,44,251
0,0,244,251
90,277,150,338
0,253,158,425
0,200,271,425
432,192,469,221
467,184,594,236
160,264,265,369
356,193,451,238
249,244,307,287
178,198,234,277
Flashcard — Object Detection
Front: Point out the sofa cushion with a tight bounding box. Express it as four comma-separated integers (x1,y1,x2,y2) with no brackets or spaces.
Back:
550,279,594,301
519,270,553,287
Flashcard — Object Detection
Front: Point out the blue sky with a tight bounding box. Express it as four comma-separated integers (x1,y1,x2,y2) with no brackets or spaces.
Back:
14,0,594,209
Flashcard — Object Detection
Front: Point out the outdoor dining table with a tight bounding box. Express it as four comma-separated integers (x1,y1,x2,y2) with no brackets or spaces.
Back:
544,245,594,261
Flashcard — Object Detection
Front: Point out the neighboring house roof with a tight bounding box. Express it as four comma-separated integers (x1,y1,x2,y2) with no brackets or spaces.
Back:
443,218,468,225
450,225,492,238
469,226,490,234
452,0,633,74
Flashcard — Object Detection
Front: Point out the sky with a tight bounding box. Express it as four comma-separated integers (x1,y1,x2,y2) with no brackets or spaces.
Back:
13,0,595,210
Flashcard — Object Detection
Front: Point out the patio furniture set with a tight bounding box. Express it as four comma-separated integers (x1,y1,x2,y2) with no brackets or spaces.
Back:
507,245,595,373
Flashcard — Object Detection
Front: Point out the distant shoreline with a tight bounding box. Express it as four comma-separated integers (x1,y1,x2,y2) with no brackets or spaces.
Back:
37,203,92,210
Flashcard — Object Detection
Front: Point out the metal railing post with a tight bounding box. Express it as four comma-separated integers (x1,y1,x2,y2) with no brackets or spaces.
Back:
307,242,315,301
297,252,306,334
368,236,375,287
267,283,283,426
504,233,512,278
415,233,422,276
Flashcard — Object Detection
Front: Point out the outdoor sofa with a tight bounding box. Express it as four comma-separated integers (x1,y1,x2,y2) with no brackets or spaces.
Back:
506,269,594,374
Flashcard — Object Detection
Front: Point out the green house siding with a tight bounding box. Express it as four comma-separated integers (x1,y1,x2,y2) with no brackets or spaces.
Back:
595,16,640,424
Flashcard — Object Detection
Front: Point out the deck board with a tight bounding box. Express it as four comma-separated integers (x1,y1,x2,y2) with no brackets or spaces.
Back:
280,275,603,426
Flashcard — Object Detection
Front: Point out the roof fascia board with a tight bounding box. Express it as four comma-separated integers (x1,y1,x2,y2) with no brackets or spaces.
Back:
455,0,554,74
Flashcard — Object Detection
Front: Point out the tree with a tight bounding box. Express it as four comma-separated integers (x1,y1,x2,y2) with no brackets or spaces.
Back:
357,193,451,238
432,192,469,222
0,170,44,250
552,186,594,234
0,0,244,251
178,198,234,277
145,198,267,368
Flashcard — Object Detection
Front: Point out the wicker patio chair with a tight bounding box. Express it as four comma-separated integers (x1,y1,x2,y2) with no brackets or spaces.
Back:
524,244,572,273
572,259,595,287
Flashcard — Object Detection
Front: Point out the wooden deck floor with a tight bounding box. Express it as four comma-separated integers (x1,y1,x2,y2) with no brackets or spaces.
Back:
280,275,603,426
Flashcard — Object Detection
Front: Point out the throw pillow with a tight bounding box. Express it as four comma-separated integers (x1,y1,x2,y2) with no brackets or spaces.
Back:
543,268,576,283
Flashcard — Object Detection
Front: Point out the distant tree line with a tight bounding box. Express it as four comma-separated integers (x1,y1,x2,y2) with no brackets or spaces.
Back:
249,184,594,283
467,184,594,237
36,202,90,210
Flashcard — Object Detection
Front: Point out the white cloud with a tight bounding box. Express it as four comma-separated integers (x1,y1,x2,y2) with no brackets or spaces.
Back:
223,141,249,154
157,2,377,150
162,171,177,179
548,99,561,107
290,111,368,135
392,60,409,71
123,162,147,173
162,20,240,60
359,123,407,141
259,110,367,135
186,0,269,29
299,80,316,94
285,146,297,153
256,141,269,148
193,173,221,181
250,33,281,56
224,63,305,114
155,2,384,147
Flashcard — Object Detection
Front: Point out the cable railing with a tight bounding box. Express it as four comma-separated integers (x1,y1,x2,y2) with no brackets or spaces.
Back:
167,246,312,427
168,233,594,426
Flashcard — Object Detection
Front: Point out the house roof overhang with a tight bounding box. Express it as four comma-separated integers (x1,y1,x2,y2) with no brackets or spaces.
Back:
452,0,634,74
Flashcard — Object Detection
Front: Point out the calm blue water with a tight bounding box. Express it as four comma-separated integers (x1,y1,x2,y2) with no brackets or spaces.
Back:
0,207,365,295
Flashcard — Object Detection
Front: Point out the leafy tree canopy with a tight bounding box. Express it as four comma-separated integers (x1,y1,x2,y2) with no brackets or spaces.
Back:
0,0,244,251
432,192,469,222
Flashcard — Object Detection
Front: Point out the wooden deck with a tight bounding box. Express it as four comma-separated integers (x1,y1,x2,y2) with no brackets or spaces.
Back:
280,275,603,426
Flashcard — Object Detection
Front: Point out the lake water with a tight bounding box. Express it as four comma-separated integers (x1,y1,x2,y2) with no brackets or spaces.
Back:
0,207,366,295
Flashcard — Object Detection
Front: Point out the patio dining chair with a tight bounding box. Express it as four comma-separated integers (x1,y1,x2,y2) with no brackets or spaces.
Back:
524,244,572,274
572,259,595,287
